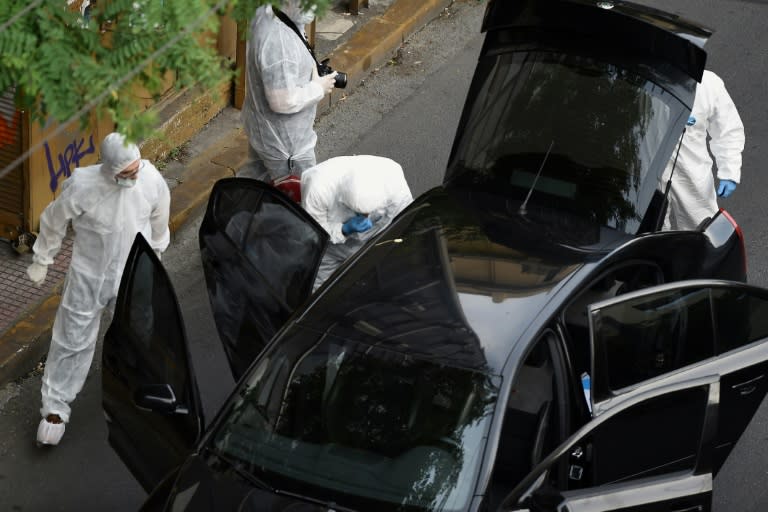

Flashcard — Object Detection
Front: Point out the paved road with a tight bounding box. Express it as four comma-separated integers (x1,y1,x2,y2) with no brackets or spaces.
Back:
1,0,766,510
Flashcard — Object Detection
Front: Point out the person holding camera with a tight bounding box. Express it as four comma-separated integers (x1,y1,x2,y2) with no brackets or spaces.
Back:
240,1,338,182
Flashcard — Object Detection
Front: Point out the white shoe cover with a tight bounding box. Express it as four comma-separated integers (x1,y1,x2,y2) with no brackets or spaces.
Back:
36,418,65,446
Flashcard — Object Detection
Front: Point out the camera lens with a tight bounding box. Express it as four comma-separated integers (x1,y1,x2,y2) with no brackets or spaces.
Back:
334,72,348,89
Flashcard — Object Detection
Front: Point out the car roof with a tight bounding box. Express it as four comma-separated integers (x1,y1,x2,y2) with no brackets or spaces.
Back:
296,187,614,375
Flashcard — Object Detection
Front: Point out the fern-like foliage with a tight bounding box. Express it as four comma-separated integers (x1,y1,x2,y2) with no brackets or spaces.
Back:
0,0,330,142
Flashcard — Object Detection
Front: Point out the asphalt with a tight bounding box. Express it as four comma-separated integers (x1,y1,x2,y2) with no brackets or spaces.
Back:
0,0,455,387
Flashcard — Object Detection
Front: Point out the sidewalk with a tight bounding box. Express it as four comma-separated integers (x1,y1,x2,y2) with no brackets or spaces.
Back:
0,0,454,386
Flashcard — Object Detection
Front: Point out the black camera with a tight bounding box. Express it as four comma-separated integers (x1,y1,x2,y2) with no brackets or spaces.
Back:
317,59,348,89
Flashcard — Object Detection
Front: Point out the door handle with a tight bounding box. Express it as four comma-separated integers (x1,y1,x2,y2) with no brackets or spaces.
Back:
671,507,703,512
732,374,765,396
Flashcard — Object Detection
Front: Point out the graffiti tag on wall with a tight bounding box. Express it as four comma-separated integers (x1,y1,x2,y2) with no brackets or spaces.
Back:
45,135,95,192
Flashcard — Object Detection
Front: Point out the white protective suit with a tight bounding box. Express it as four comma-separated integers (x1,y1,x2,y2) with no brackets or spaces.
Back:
33,133,170,423
241,1,332,181
301,155,414,290
663,70,745,230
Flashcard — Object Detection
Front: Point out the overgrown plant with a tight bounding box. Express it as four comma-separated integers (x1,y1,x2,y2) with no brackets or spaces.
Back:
0,0,329,143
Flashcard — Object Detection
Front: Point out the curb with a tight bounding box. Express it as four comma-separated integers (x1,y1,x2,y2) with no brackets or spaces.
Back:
0,0,453,387
320,0,453,114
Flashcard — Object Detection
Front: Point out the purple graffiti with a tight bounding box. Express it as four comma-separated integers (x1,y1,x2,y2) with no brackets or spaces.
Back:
45,134,96,192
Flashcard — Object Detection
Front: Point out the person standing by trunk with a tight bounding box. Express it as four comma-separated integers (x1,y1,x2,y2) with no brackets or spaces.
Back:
664,69,745,230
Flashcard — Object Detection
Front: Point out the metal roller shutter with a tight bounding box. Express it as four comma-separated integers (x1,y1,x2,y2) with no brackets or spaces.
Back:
0,87,24,240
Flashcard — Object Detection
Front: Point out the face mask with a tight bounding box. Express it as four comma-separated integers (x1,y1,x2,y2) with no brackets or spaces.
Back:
284,1,316,26
295,10,315,25
115,177,137,188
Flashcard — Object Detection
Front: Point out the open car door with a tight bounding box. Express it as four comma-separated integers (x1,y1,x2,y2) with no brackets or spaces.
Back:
501,377,719,511
199,178,329,381
588,280,768,474
102,233,204,493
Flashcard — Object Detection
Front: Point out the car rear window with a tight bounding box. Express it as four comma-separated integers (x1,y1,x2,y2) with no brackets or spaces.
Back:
446,51,688,239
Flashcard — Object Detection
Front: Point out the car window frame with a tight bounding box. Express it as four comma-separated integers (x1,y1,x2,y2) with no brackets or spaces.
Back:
587,279,768,410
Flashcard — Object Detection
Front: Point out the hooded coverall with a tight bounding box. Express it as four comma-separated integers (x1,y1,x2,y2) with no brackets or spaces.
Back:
32,134,170,424
301,155,414,290
664,70,745,230
241,2,334,181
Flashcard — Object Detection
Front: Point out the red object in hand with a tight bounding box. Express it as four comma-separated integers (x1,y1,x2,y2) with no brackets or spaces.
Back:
272,175,302,203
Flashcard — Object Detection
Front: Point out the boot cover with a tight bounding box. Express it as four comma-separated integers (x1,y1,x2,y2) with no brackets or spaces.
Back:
36,418,65,446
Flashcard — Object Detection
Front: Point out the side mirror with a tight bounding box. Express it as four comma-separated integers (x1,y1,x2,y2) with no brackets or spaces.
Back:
133,383,189,415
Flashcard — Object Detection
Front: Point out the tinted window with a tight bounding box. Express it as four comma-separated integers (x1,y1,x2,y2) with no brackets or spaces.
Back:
211,328,500,512
201,181,327,379
218,187,323,307
124,251,189,398
446,51,686,239
593,287,715,393
712,287,768,354
566,386,707,488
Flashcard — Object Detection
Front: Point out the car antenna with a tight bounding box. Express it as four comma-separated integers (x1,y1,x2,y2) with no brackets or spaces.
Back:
519,140,554,216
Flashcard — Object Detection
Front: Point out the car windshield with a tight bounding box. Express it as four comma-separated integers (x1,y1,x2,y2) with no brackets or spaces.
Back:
209,327,500,511
446,51,688,237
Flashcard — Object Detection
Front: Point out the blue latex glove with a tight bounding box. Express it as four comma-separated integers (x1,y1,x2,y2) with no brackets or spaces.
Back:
342,214,373,236
717,179,737,198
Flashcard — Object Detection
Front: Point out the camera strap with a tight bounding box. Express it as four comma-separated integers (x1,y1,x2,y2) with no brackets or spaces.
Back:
272,8,321,67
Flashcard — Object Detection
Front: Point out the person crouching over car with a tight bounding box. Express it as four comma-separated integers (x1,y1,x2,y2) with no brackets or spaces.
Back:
301,155,413,291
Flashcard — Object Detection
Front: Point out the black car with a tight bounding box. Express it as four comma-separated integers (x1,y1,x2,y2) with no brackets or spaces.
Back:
102,1,763,511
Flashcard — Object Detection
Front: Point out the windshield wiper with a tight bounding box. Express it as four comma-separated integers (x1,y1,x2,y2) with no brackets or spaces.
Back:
202,445,274,492
204,446,357,512
273,488,359,512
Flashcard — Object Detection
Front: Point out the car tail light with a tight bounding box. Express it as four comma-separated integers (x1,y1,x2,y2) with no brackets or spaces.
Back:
272,174,302,203
719,208,747,275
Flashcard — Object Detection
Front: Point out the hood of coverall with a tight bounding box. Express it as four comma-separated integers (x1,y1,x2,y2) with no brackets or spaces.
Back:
282,0,317,26
101,132,141,178
339,169,394,217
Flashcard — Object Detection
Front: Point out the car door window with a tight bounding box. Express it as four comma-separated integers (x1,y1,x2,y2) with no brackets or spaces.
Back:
503,382,715,512
712,287,768,354
199,179,329,380
218,188,326,308
591,286,715,399
579,386,707,488
122,250,190,398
